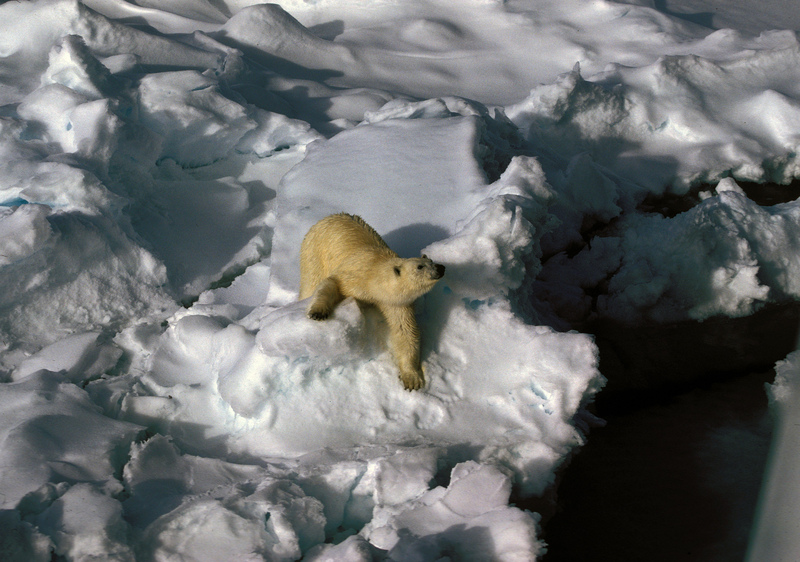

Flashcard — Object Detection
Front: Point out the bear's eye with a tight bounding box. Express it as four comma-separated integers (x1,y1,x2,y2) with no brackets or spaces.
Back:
417,264,424,270
394,266,401,276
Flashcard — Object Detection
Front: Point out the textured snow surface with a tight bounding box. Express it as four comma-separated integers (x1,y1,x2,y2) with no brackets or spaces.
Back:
1,0,799,560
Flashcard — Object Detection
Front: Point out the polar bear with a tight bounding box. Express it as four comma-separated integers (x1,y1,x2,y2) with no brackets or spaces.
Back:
299,213,445,390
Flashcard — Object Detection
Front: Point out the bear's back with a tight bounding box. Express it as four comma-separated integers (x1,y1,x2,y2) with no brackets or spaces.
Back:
299,213,396,298
311,213,392,253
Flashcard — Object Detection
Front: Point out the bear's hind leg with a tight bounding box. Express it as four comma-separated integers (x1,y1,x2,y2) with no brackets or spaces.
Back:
307,277,343,320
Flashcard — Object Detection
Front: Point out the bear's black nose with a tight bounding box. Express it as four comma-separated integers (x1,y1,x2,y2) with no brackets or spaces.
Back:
433,263,445,279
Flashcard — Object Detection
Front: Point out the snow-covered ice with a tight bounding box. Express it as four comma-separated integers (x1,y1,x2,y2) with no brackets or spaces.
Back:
1,0,799,559
747,351,800,562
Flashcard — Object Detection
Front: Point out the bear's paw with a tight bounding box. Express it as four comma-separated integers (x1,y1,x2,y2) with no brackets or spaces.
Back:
400,368,425,391
307,307,331,321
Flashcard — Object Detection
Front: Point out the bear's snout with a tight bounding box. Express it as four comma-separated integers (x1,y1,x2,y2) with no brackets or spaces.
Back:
432,263,445,279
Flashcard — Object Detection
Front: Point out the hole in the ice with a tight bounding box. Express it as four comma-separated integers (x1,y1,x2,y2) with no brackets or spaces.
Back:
637,190,702,217
735,179,800,206
648,178,800,215
587,301,800,413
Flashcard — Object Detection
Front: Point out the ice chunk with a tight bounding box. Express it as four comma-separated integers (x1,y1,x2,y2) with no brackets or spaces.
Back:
364,461,542,560
119,319,256,443
0,371,142,509
0,204,53,267
716,177,747,196
216,331,272,419
42,35,114,99
0,211,175,354
12,331,122,384
147,315,228,387
35,483,133,562
195,261,272,321
507,49,800,189
0,0,226,102
304,535,374,562
235,108,323,157
0,162,124,216
0,509,54,561
595,190,799,322
422,154,556,301
748,352,800,562
424,196,545,299
216,3,353,76
137,71,257,166
132,176,270,297
443,461,513,517
125,435,326,561
366,447,440,508
256,298,365,360
15,78,125,174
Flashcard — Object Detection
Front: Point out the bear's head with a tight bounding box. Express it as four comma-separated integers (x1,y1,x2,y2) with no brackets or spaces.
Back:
384,254,445,305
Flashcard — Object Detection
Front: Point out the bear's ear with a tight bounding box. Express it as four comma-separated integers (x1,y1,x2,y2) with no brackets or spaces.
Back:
421,254,428,259
394,266,401,276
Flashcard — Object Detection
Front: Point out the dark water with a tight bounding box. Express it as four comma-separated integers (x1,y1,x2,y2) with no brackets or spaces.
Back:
539,303,800,561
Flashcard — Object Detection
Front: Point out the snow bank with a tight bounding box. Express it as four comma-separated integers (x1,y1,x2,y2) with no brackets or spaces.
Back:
361,461,543,560
747,351,800,562
507,41,800,191
0,371,141,510
0,0,228,103
540,181,800,323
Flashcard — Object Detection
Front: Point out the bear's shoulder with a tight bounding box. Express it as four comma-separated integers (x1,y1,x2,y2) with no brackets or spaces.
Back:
335,213,374,233
326,213,388,249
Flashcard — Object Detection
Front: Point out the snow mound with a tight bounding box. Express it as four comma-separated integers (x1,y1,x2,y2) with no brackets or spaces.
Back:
137,70,257,167
362,461,542,561
508,44,800,190
0,370,142,511
540,181,800,323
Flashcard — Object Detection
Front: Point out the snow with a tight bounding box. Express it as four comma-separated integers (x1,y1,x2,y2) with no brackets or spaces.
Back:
0,0,799,559
540,187,800,323
747,351,800,562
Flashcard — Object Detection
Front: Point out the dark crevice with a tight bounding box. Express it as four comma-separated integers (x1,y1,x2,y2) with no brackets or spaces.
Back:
638,189,703,217
535,299,799,560
737,178,800,206
541,367,774,562
587,301,800,416
638,178,800,219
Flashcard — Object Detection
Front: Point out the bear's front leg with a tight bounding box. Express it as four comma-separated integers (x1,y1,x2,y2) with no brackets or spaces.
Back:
380,304,424,390
307,277,343,320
